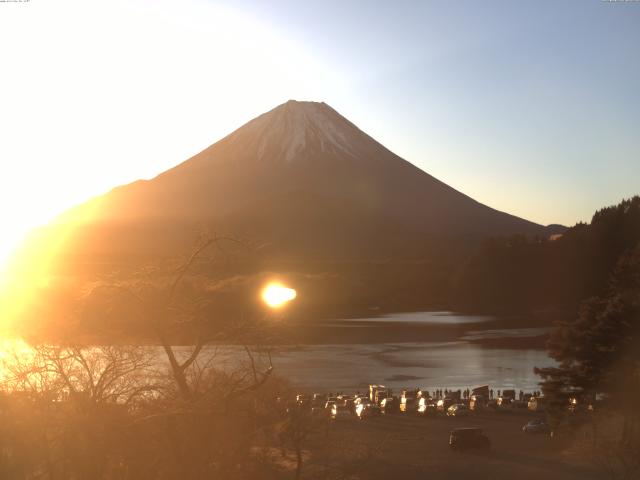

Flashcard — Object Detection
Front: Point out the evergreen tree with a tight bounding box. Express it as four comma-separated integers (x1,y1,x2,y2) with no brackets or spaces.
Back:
453,196,640,315
535,243,640,432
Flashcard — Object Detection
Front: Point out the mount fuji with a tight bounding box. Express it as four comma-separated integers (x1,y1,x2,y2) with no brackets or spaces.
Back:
60,100,558,261
5,100,569,336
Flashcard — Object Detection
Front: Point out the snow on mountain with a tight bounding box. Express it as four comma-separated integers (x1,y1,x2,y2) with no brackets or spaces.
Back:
226,100,360,162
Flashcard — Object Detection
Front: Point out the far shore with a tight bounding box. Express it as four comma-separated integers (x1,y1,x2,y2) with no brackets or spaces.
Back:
5,310,560,350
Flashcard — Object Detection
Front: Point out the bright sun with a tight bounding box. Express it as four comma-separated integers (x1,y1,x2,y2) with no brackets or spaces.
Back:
261,283,297,309
0,0,340,285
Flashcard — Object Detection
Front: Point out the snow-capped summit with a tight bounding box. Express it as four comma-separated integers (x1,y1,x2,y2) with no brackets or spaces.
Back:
230,100,359,162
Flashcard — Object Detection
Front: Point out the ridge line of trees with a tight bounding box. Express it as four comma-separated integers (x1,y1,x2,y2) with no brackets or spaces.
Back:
452,196,640,316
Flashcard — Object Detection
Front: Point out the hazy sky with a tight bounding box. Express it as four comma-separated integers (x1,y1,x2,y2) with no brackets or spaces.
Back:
1,0,638,265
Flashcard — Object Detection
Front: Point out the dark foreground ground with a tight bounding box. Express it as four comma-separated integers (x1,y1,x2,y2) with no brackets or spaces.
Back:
271,410,600,480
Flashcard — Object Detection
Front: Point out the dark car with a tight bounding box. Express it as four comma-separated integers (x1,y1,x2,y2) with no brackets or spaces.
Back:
449,427,491,451
380,397,399,414
446,403,470,417
469,394,486,411
522,419,550,434
417,397,437,416
296,394,310,405
355,399,380,419
437,396,455,412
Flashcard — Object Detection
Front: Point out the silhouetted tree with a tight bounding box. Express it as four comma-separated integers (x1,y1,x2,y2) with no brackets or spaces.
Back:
535,242,640,477
536,243,640,410
453,196,640,315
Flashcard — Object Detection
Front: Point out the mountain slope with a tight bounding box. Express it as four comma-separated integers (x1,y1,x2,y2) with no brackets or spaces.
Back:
63,100,554,260
4,100,569,337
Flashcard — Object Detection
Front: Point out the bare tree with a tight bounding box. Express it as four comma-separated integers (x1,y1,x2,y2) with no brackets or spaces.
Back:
0,343,162,479
0,236,291,479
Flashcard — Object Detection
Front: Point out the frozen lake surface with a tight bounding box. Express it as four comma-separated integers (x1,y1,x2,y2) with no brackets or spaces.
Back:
269,342,553,392
0,312,553,395
185,311,555,393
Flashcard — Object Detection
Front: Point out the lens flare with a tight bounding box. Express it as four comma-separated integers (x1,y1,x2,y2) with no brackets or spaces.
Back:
261,282,296,308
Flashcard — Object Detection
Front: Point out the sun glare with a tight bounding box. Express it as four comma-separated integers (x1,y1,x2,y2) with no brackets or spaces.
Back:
0,197,105,332
261,283,297,309
0,0,343,294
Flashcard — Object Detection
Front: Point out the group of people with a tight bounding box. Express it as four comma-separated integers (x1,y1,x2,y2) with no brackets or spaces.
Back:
338,387,544,402
431,388,543,400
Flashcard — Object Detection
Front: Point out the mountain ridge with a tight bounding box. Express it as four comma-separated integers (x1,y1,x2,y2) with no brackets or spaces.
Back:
41,99,566,264
83,100,555,231
4,100,568,337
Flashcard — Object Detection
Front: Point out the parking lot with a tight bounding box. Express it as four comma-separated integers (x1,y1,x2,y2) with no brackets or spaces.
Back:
296,410,599,480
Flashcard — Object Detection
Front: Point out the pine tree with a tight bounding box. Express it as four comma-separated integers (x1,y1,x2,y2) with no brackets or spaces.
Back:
535,243,640,431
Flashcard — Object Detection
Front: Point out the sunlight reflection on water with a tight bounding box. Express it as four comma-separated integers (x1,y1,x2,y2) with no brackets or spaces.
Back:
264,342,554,392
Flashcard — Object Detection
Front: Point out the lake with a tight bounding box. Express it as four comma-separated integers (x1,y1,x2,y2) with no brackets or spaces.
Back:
179,311,555,394
0,312,555,395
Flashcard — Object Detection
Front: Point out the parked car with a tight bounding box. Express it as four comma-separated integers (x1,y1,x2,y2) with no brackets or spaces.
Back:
502,389,516,399
417,397,436,415
449,427,491,451
354,394,369,403
355,399,380,419
331,404,351,420
469,394,486,411
311,393,325,407
400,390,417,413
296,394,310,405
447,404,470,417
527,397,544,412
380,397,399,414
344,397,355,412
437,397,455,412
522,419,550,434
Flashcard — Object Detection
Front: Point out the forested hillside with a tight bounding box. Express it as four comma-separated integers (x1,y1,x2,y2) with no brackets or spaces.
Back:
452,196,640,316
